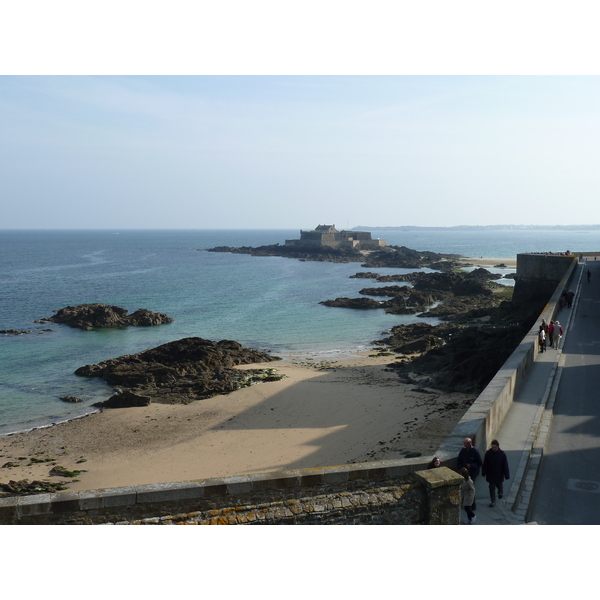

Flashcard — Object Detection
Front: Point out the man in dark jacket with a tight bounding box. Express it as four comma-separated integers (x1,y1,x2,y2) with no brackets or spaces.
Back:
457,438,482,509
482,439,510,507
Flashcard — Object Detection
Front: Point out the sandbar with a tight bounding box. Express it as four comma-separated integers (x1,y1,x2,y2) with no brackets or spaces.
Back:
458,257,516,269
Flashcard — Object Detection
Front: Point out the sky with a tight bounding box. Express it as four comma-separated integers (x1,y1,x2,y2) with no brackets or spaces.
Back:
2,4,600,232
4,75,600,230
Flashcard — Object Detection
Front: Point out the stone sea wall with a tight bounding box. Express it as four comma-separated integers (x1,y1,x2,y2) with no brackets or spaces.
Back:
511,253,576,305
0,463,462,525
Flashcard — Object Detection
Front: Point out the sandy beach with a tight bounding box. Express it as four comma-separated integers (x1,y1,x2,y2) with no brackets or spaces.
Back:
458,257,517,269
0,353,475,493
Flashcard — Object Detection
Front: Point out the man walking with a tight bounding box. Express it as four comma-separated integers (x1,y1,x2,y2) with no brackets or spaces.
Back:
457,438,482,510
553,320,563,349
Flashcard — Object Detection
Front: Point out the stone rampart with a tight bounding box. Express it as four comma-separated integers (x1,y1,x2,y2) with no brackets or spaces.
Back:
0,463,462,525
512,253,575,305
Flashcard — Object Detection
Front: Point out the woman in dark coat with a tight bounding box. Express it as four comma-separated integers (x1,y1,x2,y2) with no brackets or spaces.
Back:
482,439,510,507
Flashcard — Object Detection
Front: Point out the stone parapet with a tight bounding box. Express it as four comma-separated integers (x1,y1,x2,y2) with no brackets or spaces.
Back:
0,460,466,525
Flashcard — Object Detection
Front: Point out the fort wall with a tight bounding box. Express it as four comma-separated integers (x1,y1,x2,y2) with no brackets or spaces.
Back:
0,463,462,525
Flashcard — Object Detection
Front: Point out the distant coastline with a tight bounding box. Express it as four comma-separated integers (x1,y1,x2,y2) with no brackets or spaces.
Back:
352,225,600,231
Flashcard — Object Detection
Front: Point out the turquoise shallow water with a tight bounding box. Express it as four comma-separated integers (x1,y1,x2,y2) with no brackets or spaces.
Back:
1,227,596,435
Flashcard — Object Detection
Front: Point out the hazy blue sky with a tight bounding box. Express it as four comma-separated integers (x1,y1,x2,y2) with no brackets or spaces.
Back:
3,75,600,229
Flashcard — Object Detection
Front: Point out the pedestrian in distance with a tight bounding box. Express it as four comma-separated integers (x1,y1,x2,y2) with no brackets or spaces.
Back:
553,320,563,349
548,320,555,348
427,457,441,469
559,290,568,309
538,326,546,353
541,319,549,348
460,468,476,524
457,437,482,509
482,439,510,507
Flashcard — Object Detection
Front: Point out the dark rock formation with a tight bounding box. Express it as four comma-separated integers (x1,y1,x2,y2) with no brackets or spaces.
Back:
59,395,84,403
41,304,173,330
379,290,547,394
319,297,382,309
323,269,503,319
375,273,420,283
375,322,461,356
411,270,497,297
0,479,68,496
93,390,151,409
127,309,173,327
76,337,282,405
388,324,531,394
204,243,461,267
204,244,364,263
358,285,411,297
360,246,461,269
349,272,380,279
0,330,31,335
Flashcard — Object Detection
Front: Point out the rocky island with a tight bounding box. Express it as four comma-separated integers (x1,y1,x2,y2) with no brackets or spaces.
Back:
205,242,463,267
75,336,283,406
38,303,174,330
203,224,462,268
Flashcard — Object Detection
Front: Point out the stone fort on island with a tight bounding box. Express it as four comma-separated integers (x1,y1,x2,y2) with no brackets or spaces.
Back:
285,224,386,250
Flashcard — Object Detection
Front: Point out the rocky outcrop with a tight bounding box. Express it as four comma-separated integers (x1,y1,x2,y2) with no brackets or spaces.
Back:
41,304,173,330
0,330,31,335
59,395,84,403
319,297,382,309
75,337,282,405
360,246,462,269
349,272,380,279
93,390,152,408
204,243,461,267
358,285,412,297
321,269,503,319
377,285,547,394
204,244,364,263
0,479,68,496
375,322,461,356
387,324,531,394
412,269,497,296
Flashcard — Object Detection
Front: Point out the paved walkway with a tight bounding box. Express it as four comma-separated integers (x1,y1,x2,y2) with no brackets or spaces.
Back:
462,261,584,525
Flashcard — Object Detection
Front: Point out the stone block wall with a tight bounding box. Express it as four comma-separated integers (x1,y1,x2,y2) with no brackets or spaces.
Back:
512,254,575,305
0,463,463,525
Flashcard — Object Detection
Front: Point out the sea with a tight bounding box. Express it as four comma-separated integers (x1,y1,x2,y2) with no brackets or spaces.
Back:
1,227,598,436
